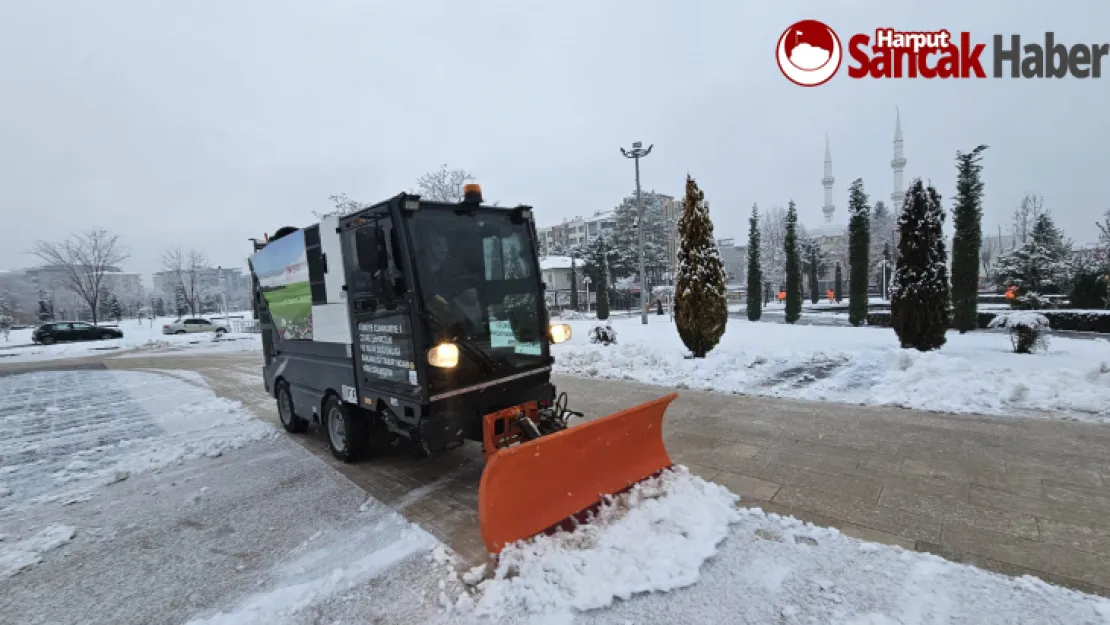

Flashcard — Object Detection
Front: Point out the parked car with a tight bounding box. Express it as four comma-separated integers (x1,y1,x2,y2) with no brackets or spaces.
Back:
32,322,123,345
162,318,229,335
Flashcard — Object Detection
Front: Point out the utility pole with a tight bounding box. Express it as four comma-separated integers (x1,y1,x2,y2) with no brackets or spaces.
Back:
620,141,653,325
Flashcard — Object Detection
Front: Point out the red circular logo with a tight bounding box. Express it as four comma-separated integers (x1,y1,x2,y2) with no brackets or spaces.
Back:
776,20,843,87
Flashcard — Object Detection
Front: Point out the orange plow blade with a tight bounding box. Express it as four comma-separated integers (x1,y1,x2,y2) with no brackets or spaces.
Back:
478,393,678,554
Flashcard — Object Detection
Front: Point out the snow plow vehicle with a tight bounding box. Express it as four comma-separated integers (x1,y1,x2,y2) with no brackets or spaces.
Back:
247,184,677,554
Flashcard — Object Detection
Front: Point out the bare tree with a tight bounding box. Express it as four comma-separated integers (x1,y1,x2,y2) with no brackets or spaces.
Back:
414,164,476,202
161,246,209,317
30,230,129,325
313,193,366,219
1011,194,1045,244
758,206,790,289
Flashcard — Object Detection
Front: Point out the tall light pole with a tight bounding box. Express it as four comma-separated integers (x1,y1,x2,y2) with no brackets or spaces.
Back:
621,141,653,324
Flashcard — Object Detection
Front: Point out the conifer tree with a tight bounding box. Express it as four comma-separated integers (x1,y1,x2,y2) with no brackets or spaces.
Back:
834,263,843,303
674,175,728,357
569,258,579,311
746,204,762,321
891,178,951,351
783,201,802,323
596,238,611,320
807,243,819,304
848,178,871,326
951,145,989,333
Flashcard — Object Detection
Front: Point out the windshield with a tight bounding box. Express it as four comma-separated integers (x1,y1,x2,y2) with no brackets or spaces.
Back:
409,207,546,386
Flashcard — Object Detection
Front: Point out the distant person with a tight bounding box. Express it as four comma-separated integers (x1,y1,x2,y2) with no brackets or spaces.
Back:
0,316,10,342
424,231,482,334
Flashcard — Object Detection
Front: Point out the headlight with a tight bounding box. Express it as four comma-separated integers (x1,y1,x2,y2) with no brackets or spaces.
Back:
549,323,572,344
427,343,459,368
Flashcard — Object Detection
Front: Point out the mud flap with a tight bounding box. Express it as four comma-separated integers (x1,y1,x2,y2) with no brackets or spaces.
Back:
477,393,678,554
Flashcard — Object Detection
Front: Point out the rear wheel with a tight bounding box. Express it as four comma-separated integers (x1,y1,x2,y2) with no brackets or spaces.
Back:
99,333,114,340
41,336,55,345
324,395,368,463
276,382,308,433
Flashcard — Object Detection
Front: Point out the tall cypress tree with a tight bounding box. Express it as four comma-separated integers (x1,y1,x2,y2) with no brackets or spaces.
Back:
951,145,989,333
784,200,802,323
891,178,951,351
674,175,728,357
847,178,871,326
596,237,611,320
569,258,579,311
807,243,819,304
834,263,843,303
746,203,762,321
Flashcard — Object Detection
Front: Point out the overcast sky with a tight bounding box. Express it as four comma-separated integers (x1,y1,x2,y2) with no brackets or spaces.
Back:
1,0,1106,275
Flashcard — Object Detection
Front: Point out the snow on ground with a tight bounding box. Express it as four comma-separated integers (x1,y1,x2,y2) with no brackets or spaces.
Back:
5,368,1110,624
555,316,1110,420
440,467,1110,625
0,369,274,515
0,314,260,363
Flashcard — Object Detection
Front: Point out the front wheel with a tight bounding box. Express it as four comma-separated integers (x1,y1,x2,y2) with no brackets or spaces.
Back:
100,333,115,340
276,382,308,433
324,395,369,463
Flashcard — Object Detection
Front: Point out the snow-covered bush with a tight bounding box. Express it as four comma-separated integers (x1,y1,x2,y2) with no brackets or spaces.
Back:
988,311,1050,354
588,324,617,346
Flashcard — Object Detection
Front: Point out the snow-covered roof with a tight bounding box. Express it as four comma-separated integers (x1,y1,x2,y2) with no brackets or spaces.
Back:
539,256,578,270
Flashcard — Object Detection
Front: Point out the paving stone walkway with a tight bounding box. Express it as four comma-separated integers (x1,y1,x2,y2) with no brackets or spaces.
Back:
16,352,1108,597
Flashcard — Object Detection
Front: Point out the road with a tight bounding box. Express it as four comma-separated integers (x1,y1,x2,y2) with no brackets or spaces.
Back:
6,349,1110,598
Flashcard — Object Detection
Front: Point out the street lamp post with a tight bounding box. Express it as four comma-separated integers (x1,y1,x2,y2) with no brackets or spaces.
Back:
582,276,592,313
620,141,653,325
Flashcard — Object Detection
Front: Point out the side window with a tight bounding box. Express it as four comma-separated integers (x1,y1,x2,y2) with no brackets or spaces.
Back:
55,323,71,330
73,323,91,330
354,221,379,273
304,224,327,305
198,320,211,325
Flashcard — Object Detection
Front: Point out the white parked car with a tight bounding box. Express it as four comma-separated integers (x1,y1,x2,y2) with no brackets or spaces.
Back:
162,318,230,335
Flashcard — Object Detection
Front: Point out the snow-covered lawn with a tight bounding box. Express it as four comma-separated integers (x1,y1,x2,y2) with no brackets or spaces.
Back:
0,314,260,363
4,369,1110,624
555,316,1110,420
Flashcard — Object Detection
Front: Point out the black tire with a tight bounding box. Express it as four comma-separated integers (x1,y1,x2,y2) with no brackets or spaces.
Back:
215,328,227,335
324,395,369,463
276,382,308,433
100,333,114,340
41,336,56,345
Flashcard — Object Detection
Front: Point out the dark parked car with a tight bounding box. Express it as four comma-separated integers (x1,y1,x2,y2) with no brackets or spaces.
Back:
32,322,123,345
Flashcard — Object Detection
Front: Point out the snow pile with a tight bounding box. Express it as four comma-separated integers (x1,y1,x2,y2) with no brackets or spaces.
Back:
0,370,275,511
554,507,1110,625
451,467,740,620
553,317,1110,420
0,524,76,579
185,507,437,625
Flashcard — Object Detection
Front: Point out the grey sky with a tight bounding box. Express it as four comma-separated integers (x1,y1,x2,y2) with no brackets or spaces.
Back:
1,0,1107,276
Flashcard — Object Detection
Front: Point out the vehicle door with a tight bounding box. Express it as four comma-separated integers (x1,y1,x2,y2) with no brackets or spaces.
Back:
52,323,73,341
194,319,213,332
342,215,420,401
184,319,201,333
70,322,96,340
